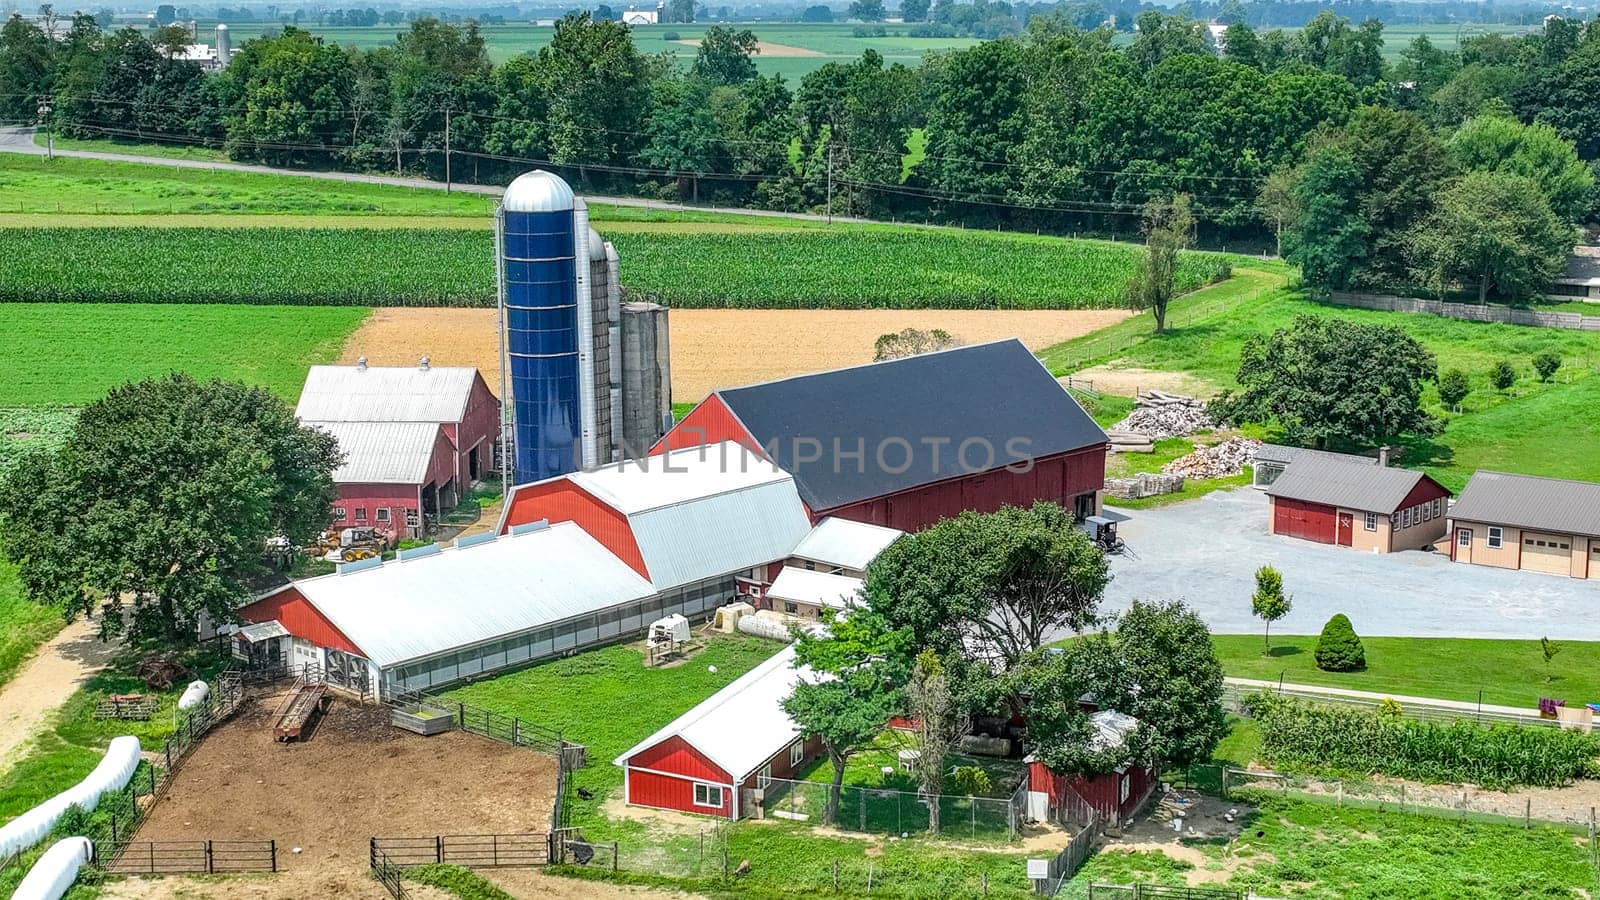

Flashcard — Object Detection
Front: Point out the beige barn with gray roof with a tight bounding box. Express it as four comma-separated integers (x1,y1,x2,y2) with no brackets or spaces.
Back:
1448,471,1600,578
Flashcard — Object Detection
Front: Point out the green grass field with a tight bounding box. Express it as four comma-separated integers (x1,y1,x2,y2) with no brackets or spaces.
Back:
0,559,62,691
0,304,368,406
1212,634,1600,710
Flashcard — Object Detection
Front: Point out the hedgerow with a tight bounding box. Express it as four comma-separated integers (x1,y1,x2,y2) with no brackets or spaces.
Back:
1247,692,1599,790
0,227,1232,310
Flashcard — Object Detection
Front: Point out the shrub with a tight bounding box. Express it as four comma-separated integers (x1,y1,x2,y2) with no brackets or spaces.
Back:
1437,368,1469,410
1247,692,1600,790
1314,614,1365,672
1491,360,1517,391
1533,351,1560,382
662,30,681,40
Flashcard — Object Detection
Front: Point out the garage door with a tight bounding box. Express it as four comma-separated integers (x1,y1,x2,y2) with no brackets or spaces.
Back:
1273,497,1336,544
1521,533,1572,576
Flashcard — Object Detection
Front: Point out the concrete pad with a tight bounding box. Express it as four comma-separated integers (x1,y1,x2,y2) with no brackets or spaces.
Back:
1094,488,1600,640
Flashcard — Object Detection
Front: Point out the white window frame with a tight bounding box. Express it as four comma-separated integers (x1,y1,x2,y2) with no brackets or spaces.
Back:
354,506,367,522
332,506,346,519
1457,528,1471,547
1434,498,1443,518
1487,526,1503,549
1421,503,1430,522
1119,773,1131,804
790,742,806,768
693,782,724,809
1402,508,1412,528
375,507,391,523
1364,512,1377,532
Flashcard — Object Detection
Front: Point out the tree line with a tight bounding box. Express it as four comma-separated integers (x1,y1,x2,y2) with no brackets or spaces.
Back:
1,9,1595,293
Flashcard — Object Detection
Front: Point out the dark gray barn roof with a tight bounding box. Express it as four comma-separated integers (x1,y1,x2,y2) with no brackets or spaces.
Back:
1254,444,1379,468
1264,456,1445,513
714,339,1108,512
1449,471,1600,538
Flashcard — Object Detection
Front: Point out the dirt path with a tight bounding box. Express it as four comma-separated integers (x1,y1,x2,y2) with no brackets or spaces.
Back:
0,616,117,772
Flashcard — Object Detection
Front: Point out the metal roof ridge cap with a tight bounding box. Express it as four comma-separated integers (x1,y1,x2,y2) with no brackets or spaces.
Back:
718,339,1022,395
613,469,798,516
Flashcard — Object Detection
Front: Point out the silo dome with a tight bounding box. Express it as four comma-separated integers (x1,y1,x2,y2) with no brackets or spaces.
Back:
588,227,607,261
503,170,575,213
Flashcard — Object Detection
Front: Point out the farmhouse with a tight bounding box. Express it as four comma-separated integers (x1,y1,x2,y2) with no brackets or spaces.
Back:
296,360,500,538
1265,455,1451,552
1251,443,1378,489
1448,471,1600,578
1025,710,1157,826
614,644,822,820
655,340,1109,532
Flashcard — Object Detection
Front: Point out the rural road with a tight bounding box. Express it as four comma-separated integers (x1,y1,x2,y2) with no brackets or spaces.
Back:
0,126,884,226
0,617,117,772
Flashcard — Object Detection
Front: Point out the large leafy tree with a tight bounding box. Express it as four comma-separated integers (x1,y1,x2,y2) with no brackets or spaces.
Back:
0,375,340,645
864,501,1108,679
1282,146,1369,292
1124,193,1194,333
1210,314,1439,449
0,14,56,123
1409,170,1574,304
1448,113,1594,222
221,27,356,165
691,26,758,86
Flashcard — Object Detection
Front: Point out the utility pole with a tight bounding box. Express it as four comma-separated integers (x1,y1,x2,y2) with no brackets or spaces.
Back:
37,95,53,160
825,142,833,225
443,107,452,193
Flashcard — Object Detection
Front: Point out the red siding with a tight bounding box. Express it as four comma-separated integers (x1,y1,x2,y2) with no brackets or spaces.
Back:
626,769,734,818
1029,760,1157,822
500,479,649,578
822,445,1107,532
652,395,761,455
240,587,364,656
453,373,502,484
627,735,732,783
1397,475,1452,511
1272,496,1337,544
330,483,419,540
624,735,736,818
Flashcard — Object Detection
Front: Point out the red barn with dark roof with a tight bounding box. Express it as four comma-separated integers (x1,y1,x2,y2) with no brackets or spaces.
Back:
653,340,1109,532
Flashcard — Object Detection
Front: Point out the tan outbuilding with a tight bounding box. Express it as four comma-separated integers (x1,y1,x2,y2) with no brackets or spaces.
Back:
1448,471,1600,578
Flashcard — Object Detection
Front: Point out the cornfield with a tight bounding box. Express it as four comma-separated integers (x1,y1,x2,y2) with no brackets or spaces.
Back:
0,227,1232,310
1248,693,1600,791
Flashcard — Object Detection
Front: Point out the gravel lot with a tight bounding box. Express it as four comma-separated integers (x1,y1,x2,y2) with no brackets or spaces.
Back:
1095,488,1600,640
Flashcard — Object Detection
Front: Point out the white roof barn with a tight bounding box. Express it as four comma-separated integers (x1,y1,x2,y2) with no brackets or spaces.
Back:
788,517,904,573
296,364,483,424
308,421,444,484
767,567,863,611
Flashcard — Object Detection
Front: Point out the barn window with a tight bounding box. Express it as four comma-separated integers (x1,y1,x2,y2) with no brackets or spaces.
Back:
1364,513,1377,532
1434,499,1443,518
1487,527,1503,549
354,507,367,522
693,783,724,808
1421,503,1430,522
375,508,391,523
1456,529,1471,547
1402,508,1412,528
332,506,346,520
790,742,806,768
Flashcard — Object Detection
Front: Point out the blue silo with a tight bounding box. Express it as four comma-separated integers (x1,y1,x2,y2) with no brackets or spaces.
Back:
499,171,580,484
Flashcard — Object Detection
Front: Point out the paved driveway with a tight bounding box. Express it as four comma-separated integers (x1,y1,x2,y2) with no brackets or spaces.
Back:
1096,488,1600,640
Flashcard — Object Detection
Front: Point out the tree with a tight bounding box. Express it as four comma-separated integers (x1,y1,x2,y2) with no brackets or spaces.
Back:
1449,113,1595,222
691,25,758,85
848,0,886,22
864,502,1109,679
1437,369,1470,411
906,649,967,835
0,15,55,123
1533,351,1561,382
783,609,909,826
1491,360,1517,391
154,3,176,24
1250,565,1291,653
1541,636,1562,682
1314,614,1365,671
900,0,930,23
1283,147,1369,292
1409,171,1573,305
1258,167,1300,258
800,4,833,22
873,327,958,361
1123,193,1194,333
666,0,695,23
0,375,339,646
1209,315,1439,449
1104,600,1228,768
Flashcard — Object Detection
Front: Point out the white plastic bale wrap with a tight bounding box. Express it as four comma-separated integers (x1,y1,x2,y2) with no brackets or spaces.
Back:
0,735,141,858
736,612,796,642
177,679,209,711
11,837,93,900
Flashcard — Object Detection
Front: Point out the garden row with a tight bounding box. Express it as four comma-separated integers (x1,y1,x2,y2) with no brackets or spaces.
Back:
0,226,1233,310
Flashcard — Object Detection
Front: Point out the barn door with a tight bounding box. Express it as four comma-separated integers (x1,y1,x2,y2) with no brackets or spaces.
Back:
1336,512,1354,546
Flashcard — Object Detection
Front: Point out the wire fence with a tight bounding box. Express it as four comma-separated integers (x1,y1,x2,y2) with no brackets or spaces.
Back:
1222,683,1561,730
756,775,1028,841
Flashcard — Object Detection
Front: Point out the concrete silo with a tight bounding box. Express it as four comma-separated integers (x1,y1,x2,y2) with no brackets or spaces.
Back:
620,301,673,457
214,23,230,67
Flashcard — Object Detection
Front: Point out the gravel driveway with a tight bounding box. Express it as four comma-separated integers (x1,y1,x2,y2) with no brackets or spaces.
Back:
1095,488,1600,640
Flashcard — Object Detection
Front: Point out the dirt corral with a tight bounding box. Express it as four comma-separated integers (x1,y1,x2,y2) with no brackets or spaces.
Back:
117,697,556,898
338,307,1132,405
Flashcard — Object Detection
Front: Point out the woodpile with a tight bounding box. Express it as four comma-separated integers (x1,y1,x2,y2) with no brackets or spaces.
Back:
1111,390,1215,442
1161,437,1261,479
1106,430,1156,453
1105,472,1185,499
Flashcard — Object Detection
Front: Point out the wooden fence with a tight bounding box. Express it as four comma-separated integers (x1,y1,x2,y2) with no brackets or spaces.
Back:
1328,292,1600,331
1031,809,1099,895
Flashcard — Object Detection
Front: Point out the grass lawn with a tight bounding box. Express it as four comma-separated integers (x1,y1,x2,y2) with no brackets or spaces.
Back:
0,558,62,691
1064,794,1598,899
1211,634,1600,710
0,304,368,406
38,132,231,162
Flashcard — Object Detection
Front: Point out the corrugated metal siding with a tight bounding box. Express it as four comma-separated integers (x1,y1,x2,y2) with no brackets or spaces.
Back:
296,365,478,422
241,587,365,657
652,394,760,455
627,735,731,783
309,421,445,484
1273,497,1337,544
626,768,732,818
500,480,649,577
629,479,813,590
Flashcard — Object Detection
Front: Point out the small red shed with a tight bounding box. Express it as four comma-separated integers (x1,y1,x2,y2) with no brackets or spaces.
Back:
614,645,823,820
1025,710,1158,827
1264,454,1451,554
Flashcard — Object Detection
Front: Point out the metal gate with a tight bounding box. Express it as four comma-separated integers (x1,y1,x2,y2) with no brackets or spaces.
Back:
370,834,549,868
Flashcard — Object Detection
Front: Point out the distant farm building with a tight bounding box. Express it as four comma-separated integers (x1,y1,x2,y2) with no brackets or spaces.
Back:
614,644,822,819
1448,471,1600,578
1264,454,1451,553
1026,710,1157,826
655,340,1109,532
296,360,499,539
783,516,905,578
1548,250,1599,302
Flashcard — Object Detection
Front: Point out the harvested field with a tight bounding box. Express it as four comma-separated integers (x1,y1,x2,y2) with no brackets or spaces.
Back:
338,307,1133,404
122,697,556,898
672,38,824,56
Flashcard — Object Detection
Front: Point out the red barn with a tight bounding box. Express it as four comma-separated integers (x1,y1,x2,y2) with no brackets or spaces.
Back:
1025,710,1158,828
614,644,822,820
1264,454,1452,554
653,340,1109,532
297,360,501,539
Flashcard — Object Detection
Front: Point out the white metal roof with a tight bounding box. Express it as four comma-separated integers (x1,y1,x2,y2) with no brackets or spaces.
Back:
1087,709,1140,753
289,522,656,668
308,420,440,485
296,365,480,424
570,443,792,514
788,517,904,572
615,643,810,782
236,621,288,643
767,567,863,610
503,170,575,212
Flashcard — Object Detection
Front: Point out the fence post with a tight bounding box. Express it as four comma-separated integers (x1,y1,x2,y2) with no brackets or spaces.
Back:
512,718,520,746
1526,798,1532,830
370,837,377,870
437,834,444,864
833,859,839,891
859,788,866,832
111,812,118,843
271,839,277,873
611,841,619,873
206,840,214,875
458,702,466,731
1400,784,1405,813
493,834,499,867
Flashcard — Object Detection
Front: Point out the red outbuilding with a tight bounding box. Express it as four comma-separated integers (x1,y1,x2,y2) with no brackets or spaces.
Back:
614,644,822,820
1264,453,1452,554
296,360,501,539
1025,710,1158,827
653,339,1109,532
